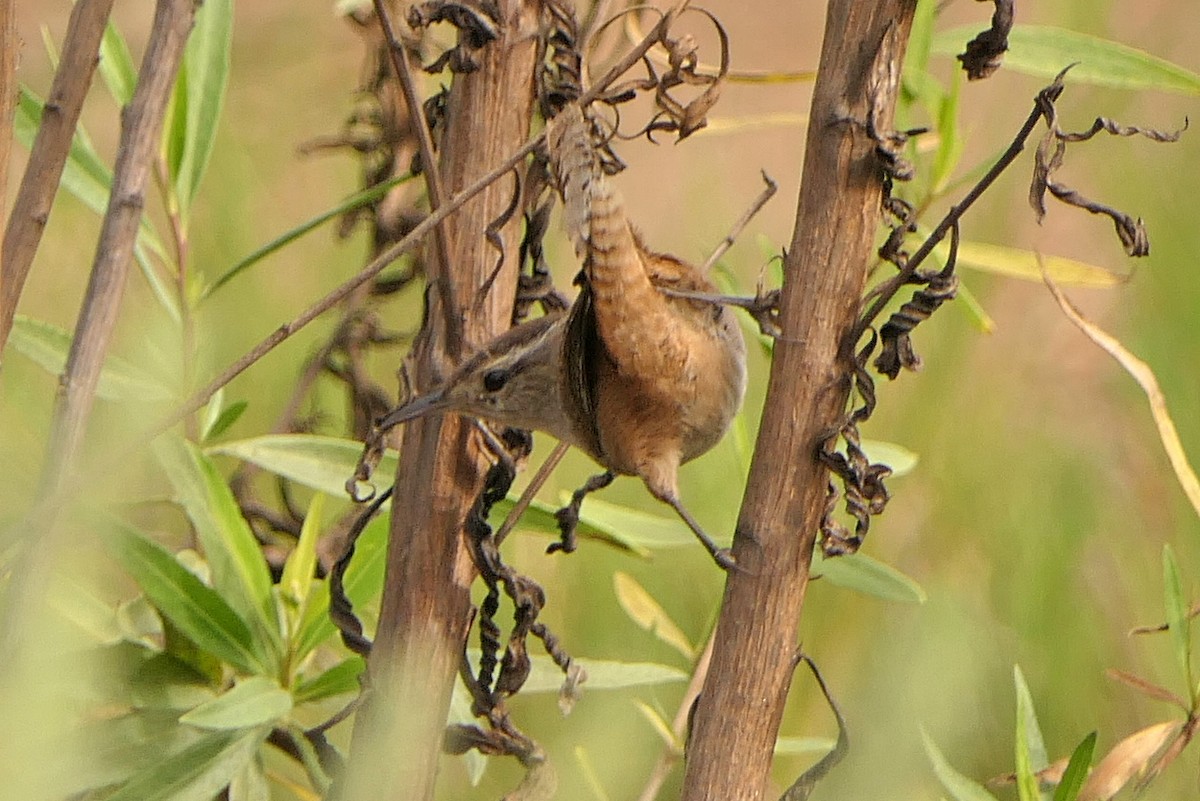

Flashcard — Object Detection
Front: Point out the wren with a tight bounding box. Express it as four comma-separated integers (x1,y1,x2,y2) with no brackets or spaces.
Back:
372,105,747,568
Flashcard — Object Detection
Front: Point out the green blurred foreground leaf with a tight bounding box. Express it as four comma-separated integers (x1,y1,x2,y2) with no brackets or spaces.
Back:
1013,664,1049,801
104,524,265,676
922,726,1000,801
105,726,268,801
933,25,1200,95
156,437,282,667
1054,731,1097,801
6,315,174,401
179,677,293,730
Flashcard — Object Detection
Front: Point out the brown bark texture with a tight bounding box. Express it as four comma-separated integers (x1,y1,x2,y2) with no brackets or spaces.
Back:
680,2,917,799
337,2,542,800
0,0,116,355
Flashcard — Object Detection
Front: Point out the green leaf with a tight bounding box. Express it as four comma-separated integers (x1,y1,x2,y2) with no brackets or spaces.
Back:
775,736,839,756
933,238,1126,287
1162,544,1192,692
1013,664,1049,801
930,69,963,194
99,22,138,106
281,493,323,635
156,436,282,666
105,726,268,801
172,0,232,218
922,727,1002,801
812,549,926,604
203,400,248,443
6,315,174,401
1053,731,1096,801
612,571,695,659
860,438,919,478
294,515,389,660
464,650,688,693
104,524,265,675
932,25,1200,95
180,677,293,730
902,0,937,79
204,173,416,298
559,495,714,553
294,657,365,705
209,434,393,498
229,756,270,801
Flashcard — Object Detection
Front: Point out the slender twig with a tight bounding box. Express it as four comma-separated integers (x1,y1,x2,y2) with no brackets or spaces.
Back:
701,170,778,272
635,632,715,801
0,0,116,354
373,0,461,356
854,92,1050,344
494,440,571,546
42,0,196,496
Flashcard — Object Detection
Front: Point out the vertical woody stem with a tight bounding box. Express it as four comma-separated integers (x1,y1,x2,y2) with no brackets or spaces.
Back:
680,2,917,799
337,3,541,799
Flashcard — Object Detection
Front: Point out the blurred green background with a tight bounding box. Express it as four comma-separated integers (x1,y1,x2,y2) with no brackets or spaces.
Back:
2,1,1199,799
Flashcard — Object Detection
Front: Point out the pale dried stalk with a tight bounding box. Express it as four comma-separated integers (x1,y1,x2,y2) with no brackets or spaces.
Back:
0,0,16,280
0,0,115,354
41,0,195,497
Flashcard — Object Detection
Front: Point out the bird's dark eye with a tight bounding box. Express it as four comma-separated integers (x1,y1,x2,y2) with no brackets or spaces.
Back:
482,369,509,393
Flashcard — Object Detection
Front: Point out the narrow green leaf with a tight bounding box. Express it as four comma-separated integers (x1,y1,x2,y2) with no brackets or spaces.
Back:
165,65,188,192
464,650,687,693
922,727,1002,801
634,700,678,748
934,238,1126,287
1013,665,1049,801
860,438,919,478
204,173,416,298
1162,544,1193,692
293,657,365,705
174,0,232,218
209,434,395,499
105,726,268,801
104,524,264,674
280,493,323,625
775,736,839,756
202,400,249,443
180,677,292,730
561,495,710,552
903,0,937,78
156,436,282,666
613,571,695,659
99,22,138,106
932,25,1200,95
931,69,963,194
6,315,174,401
574,746,613,801
294,515,389,660
229,756,270,801
812,549,926,604
1053,731,1096,801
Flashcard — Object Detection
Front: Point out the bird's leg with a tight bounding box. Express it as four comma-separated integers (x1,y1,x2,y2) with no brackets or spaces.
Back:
550,471,616,554
661,494,737,571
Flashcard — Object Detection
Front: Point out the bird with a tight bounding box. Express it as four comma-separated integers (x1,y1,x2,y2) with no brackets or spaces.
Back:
370,104,747,568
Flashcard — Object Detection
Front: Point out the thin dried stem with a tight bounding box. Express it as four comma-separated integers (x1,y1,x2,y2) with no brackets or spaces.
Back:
635,632,716,801
0,0,116,353
494,440,571,545
701,170,777,272
373,0,461,355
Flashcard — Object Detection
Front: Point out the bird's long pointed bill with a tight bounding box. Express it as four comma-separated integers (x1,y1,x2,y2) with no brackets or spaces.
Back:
374,389,450,431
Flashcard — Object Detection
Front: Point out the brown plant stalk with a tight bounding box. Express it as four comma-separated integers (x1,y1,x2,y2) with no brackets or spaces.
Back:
679,3,917,799
0,0,116,354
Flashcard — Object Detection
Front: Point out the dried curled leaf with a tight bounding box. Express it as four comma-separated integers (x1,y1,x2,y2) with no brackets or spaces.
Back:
958,0,1013,80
